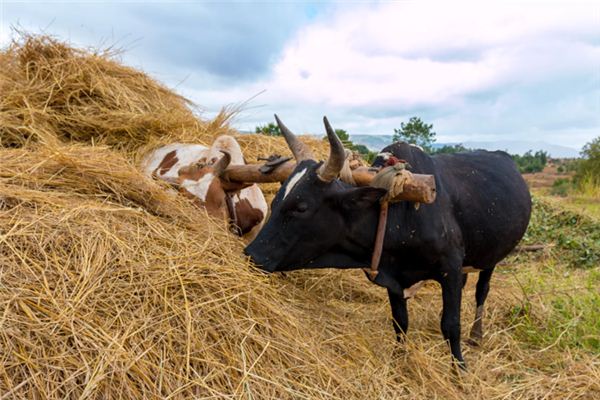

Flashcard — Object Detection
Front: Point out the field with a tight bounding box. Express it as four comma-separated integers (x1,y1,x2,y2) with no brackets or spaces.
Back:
0,35,599,399
524,163,600,220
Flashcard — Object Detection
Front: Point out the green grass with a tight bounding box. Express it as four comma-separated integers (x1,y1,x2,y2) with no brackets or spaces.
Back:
577,174,600,198
560,195,600,220
507,264,600,353
524,196,600,268
506,196,600,354
549,177,571,197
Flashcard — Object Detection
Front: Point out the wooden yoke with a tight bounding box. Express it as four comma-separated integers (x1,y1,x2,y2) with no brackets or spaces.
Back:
350,166,436,204
220,160,295,184
220,156,436,205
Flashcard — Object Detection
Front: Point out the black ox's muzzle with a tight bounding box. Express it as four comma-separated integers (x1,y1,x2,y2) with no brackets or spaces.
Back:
243,243,277,273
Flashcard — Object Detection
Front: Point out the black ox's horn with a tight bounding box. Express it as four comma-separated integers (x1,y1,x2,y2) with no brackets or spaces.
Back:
274,114,314,162
317,116,346,182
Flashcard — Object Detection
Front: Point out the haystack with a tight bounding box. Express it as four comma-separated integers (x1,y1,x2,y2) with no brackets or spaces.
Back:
1,34,598,399
0,33,328,162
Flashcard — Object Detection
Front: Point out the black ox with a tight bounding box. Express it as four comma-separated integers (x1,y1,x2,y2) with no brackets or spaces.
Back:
245,116,532,368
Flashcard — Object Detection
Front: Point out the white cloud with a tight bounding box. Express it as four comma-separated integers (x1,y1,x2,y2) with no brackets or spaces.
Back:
263,1,599,107
216,0,600,149
1,1,598,150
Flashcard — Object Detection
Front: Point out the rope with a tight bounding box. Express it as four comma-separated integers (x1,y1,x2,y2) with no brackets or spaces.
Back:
369,162,412,202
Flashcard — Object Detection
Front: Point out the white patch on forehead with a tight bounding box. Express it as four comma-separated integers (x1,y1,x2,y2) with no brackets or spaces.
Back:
377,152,393,160
283,168,307,200
180,173,214,202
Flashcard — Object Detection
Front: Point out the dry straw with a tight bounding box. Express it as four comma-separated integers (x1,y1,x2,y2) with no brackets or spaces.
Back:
1,34,598,399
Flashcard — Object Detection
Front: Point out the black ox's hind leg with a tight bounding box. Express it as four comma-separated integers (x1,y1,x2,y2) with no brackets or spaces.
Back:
388,288,409,342
468,268,494,345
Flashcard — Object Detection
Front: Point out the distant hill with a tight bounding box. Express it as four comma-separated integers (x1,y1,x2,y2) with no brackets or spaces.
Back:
349,135,581,158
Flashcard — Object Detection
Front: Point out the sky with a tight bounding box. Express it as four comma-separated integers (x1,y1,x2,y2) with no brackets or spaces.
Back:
1,0,599,151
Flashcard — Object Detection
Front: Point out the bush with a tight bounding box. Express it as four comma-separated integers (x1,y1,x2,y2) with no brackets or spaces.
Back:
550,178,572,197
431,144,468,154
574,137,600,190
255,122,281,136
512,150,548,173
524,197,600,269
351,143,377,163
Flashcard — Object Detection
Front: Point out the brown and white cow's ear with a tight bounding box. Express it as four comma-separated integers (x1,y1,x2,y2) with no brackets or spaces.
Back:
336,187,388,210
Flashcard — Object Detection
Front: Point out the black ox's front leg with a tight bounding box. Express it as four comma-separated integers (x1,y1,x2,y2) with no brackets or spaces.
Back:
439,267,466,369
387,288,409,341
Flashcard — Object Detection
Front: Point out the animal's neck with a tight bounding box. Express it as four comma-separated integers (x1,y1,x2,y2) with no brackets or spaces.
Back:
336,204,383,267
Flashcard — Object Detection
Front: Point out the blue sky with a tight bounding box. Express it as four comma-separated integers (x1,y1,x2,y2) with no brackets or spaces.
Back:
1,0,599,151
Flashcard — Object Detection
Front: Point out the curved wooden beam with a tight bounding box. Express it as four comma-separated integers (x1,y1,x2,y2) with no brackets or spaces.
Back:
221,160,436,204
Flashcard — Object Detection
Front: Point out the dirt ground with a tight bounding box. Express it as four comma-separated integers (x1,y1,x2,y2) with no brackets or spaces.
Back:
522,162,572,189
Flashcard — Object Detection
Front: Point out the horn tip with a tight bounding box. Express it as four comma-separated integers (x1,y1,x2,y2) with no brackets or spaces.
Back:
323,116,335,135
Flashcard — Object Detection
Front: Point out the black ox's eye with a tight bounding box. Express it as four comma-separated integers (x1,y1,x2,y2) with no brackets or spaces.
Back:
283,201,309,217
295,202,308,213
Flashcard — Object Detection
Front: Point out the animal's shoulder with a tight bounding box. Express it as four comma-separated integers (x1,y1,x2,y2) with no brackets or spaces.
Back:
373,142,434,173
432,150,515,172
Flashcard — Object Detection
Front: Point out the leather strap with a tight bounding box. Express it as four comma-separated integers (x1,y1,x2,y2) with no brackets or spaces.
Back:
364,200,389,281
225,193,242,236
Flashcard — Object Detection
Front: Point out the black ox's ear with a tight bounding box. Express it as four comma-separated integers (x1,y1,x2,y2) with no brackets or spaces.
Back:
336,187,388,210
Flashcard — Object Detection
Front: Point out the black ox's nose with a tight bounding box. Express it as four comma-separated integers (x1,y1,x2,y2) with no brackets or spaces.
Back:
243,244,276,273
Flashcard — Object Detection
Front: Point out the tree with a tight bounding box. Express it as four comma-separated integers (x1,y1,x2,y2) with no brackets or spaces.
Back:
255,122,281,136
574,136,600,187
392,117,436,153
334,129,349,142
322,128,352,146
432,144,468,154
352,143,370,155
324,128,378,164
511,150,549,173
351,143,378,164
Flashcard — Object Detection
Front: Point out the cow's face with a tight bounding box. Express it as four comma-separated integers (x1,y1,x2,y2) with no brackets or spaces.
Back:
245,160,385,271
177,153,251,217
244,115,387,272
177,161,228,216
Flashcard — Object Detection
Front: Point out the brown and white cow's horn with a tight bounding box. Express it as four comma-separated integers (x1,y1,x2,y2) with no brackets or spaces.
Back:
213,150,232,177
317,116,346,182
274,114,314,161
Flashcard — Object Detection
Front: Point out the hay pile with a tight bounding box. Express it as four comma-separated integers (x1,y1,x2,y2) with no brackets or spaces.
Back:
0,145,391,398
1,34,598,399
0,34,202,150
0,34,328,160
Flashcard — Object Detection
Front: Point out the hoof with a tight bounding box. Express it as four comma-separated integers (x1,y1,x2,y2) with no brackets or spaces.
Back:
391,344,409,359
466,336,481,347
451,359,468,376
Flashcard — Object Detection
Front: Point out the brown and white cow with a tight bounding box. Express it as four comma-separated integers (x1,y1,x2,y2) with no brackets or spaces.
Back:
142,135,268,239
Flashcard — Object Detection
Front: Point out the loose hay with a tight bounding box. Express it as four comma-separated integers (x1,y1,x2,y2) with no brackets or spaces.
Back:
1,34,599,399
0,33,327,163
0,33,207,151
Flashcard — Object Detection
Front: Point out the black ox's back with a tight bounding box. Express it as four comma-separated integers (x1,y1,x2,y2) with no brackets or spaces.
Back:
374,143,531,271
